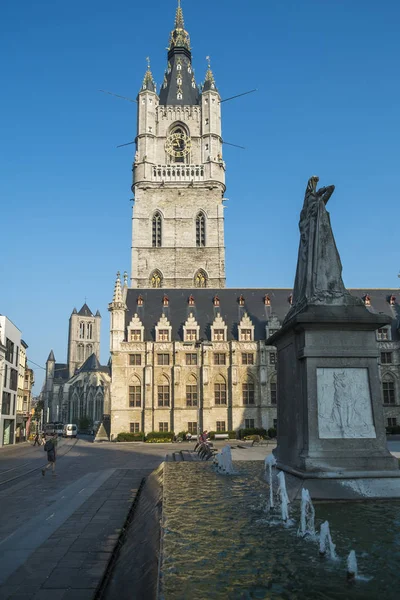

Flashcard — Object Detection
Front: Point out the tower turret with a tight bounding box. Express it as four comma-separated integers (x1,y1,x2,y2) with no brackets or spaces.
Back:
108,272,127,352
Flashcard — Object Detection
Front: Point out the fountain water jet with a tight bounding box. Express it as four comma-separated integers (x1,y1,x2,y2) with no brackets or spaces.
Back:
319,521,337,560
347,550,358,581
264,454,276,510
277,471,290,522
297,488,315,538
213,445,235,474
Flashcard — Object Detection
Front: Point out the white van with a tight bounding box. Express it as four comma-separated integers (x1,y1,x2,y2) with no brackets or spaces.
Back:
63,424,78,438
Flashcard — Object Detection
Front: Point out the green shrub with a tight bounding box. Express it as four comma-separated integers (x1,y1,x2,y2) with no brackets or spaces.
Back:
208,430,237,440
145,431,174,442
267,428,277,439
239,428,267,440
116,432,145,442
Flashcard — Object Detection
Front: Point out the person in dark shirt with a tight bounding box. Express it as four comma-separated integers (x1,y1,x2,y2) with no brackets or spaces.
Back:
42,436,57,477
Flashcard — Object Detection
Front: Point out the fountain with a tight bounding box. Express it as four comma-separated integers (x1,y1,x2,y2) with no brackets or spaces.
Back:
277,470,290,522
347,550,358,581
319,520,337,560
264,453,276,509
297,488,315,538
213,444,235,474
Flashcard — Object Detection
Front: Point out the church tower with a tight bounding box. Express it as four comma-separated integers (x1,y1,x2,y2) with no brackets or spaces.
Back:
131,1,226,289
67,304,101,378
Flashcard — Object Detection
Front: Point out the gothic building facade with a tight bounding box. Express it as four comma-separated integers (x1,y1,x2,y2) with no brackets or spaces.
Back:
42,304,110,426
108,4,400,439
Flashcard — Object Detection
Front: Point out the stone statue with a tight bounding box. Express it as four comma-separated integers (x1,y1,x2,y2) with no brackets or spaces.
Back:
290,176,359,313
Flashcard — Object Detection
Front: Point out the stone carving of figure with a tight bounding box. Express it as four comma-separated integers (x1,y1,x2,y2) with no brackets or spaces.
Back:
291,176,357,311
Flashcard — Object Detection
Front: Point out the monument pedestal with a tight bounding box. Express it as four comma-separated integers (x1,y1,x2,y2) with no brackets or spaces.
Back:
268,304,400,500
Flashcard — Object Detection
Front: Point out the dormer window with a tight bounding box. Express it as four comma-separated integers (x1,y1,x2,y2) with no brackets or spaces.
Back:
155,314,172,342
188,295,195,306
158,329,169,342
177,63,182,70
288,294,293,305
389,295,396,306
238,295,245,307
363,294,371,306
177,77,182,85
183,313,200,343
137,295,144,307
238,313,254,342
162,295,169,307
213,329,225,342
130,330,142,342
177,93,182,100
213,296,220,307
377,328,389,341
264,295,271,306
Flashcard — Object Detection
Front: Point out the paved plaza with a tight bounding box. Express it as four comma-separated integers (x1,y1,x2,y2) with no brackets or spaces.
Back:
0,437,398,599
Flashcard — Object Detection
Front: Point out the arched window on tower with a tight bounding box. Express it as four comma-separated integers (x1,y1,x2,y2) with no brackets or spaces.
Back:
152,212,162,247
194,269,207,288
79,322,85,339
150,270,163,288
77,343,84,362
196,212,206,247
86,344,93,359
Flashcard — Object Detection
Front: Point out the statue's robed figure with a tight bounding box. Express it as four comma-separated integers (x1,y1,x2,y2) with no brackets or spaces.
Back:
291,176,356,312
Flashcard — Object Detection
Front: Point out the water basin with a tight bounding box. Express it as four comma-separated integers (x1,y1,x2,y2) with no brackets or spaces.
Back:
160,461,400,599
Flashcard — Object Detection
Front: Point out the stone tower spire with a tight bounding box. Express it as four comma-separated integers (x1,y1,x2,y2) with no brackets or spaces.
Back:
203,56,218,92
108,272,127,351
141,57,156,93
159,0,199,106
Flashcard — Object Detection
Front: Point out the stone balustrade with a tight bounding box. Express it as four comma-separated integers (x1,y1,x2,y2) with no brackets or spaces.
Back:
152,164,205,182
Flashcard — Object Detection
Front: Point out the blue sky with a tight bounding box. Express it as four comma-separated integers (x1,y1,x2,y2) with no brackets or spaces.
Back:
1,0,399,391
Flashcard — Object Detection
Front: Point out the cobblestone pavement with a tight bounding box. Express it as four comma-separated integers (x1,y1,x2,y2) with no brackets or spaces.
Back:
0,438,169,599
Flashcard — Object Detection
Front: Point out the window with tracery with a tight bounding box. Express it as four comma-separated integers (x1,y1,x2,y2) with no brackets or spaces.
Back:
196,212,205,247
194,269,207,288
79,322,85,339
152,212,162,247
243,381,255,405
382,377,395,405
150,270,163,288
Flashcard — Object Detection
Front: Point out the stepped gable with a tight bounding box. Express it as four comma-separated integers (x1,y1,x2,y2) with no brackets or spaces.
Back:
124,288,400,342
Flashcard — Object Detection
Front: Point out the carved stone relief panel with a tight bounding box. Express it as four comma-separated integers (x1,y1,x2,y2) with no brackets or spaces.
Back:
317,368,376,439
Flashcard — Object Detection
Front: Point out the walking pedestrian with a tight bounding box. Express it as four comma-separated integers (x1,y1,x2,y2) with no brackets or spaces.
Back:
42,435,57,477
33,432,40,446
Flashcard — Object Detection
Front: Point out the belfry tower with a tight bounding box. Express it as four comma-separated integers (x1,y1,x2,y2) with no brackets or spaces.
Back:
131,1,226,289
